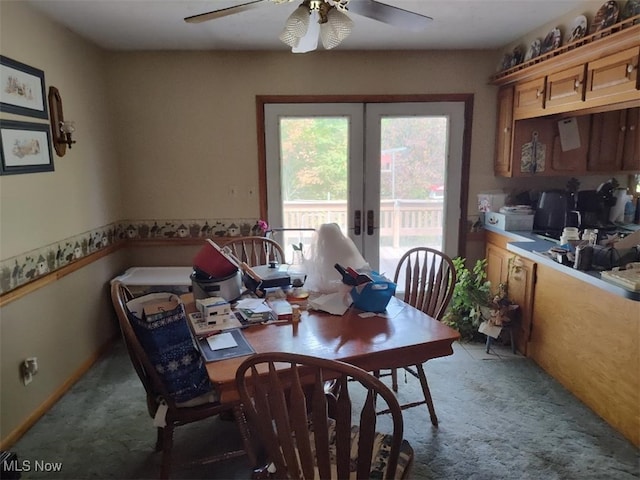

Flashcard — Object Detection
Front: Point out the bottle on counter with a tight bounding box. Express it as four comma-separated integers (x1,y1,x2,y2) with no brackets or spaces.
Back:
623,195,635,224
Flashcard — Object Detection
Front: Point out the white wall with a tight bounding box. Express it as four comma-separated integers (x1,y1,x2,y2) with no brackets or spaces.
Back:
0,1,123,442
106,50,500,221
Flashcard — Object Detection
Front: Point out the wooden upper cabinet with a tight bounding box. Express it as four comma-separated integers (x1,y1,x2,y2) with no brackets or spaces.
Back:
588,110,626,171
550,115,590,173
514,77,546,119
495,86,514,176
545,65,586,112
585,46,639,106
621,107,640,171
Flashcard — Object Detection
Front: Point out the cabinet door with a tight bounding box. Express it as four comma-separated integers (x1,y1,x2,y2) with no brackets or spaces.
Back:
495,86,514,177
512,117,555,175
485,243,510,293
506,255,536,355
485,242,536,355
514,77,546,119
588,110,626,171
585,46,639,105
546,65,586,112
621,107,640,171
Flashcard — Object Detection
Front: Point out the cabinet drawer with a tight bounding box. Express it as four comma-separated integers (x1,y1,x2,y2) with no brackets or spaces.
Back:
585,46,639,104
514,77,546,119
546,65,586,110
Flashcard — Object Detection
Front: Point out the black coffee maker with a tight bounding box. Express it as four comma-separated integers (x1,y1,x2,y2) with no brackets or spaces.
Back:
533,189,580,238
576,184,616,229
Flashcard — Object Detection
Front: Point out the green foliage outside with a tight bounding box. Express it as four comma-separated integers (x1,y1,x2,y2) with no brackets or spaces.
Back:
279,116,447,202
442,257,492,341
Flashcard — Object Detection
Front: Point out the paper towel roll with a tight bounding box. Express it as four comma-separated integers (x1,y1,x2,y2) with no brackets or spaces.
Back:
609,189,628,223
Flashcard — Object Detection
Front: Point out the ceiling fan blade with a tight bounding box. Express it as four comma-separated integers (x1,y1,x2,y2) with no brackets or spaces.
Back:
346,0,433,30
184,0,268,23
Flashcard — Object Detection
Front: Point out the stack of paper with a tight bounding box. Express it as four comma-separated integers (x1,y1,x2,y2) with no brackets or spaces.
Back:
235,298,275,323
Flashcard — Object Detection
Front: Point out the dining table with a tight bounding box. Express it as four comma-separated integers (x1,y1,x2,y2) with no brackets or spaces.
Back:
186,294,461,404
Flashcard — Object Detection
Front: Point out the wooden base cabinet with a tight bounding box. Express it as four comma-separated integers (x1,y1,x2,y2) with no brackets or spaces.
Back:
485,232,536,355
529,262,640,447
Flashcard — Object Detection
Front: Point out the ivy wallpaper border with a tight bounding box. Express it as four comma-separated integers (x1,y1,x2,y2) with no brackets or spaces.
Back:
0,217,262,295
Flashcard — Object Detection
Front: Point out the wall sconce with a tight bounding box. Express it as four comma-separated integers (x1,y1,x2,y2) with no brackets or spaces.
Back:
48,86,76,157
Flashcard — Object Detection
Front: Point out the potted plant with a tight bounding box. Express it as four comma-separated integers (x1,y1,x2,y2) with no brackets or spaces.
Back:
442,257,492,341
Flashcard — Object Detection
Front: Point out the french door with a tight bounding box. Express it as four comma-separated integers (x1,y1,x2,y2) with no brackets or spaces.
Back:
264,101,465,285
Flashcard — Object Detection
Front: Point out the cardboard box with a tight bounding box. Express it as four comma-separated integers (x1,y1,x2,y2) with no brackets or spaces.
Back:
484,211,534,231
196,296,231,324
477,191,508,213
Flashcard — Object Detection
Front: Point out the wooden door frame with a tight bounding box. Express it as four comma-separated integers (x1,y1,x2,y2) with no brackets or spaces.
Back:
256,94,474,258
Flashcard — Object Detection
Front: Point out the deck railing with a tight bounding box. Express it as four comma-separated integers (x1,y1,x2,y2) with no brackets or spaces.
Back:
281,199,444,248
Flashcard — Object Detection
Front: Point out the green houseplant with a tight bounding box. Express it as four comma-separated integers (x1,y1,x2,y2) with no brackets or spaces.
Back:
442,257,492,341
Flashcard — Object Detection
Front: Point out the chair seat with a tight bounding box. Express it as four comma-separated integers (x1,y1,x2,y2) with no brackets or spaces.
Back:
303,420,413,480
175,391,219,408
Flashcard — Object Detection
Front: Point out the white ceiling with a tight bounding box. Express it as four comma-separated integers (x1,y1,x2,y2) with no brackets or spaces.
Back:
25,0,588,52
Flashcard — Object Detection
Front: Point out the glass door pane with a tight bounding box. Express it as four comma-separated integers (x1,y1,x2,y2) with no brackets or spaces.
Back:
264,104,364,263
365,103,465,292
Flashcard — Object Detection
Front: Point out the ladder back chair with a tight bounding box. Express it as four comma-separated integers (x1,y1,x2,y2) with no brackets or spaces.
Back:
224,236,286,266
380,247,456,427
110,281,254,479
236,352,414,480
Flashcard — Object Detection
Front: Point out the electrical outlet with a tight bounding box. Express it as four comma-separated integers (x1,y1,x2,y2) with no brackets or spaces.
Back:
21,357,38,386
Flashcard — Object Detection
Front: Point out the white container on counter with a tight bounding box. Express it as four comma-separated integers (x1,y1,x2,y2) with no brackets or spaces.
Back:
484,211,534,231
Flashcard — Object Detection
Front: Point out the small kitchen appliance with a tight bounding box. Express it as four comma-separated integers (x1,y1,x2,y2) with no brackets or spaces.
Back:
533,190,573,239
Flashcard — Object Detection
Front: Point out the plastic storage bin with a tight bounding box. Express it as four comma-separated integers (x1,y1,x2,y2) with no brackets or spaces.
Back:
350,273,396,313
112,266,193,296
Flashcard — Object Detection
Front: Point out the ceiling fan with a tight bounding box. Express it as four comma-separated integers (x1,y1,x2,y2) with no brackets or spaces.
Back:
184,0,433,53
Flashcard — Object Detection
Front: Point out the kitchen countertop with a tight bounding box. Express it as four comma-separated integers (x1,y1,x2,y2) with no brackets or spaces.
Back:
483,225,640,302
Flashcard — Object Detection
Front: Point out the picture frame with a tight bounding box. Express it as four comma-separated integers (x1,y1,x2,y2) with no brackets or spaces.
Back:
1,120,54,175
0,55,48,119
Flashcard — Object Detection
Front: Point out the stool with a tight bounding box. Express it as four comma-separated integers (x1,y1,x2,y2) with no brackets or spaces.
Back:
485,324,516,354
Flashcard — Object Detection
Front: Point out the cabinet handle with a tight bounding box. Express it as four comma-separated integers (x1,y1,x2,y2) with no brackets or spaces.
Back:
504,126,510,133
621,126,627,132
630,125,636,131
536,89,542,98
574,80,582,89
627,64,635,74
354,210,361,236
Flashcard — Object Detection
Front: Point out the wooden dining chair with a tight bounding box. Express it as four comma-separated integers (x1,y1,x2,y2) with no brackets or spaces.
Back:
236,352,414,480
379,247,457,427
224,236,286,266
110,281,254,479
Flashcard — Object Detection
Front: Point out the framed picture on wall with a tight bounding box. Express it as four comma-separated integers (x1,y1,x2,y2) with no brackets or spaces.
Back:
0,56,48,119
0,120,54,175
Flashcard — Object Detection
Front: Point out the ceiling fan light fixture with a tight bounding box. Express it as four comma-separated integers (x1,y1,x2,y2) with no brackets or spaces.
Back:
320,7,352,49
279,4,311,47
292,8,320,53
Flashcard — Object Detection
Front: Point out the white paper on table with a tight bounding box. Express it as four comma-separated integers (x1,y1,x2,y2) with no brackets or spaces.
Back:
308,292,351,316
206,332,238,350
235,298,271,313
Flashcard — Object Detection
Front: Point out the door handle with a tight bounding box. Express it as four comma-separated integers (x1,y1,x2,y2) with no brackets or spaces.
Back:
367,210,374,235
354,210,361,236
